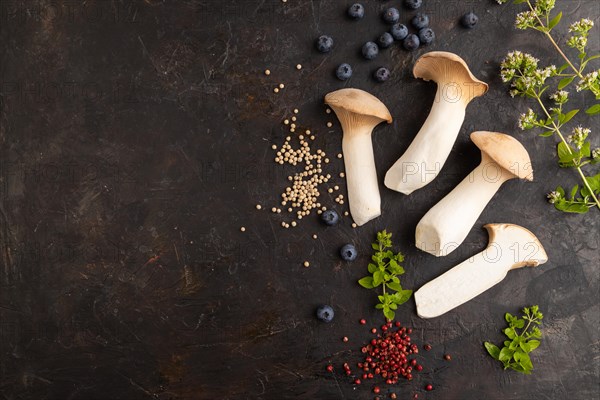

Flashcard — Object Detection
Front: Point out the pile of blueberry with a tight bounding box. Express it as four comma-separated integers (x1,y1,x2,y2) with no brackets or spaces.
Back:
315,1,479,82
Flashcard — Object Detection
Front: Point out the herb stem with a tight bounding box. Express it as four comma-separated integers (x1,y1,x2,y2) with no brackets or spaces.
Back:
521,319,533,337
526,1,584,79
533,95,600,209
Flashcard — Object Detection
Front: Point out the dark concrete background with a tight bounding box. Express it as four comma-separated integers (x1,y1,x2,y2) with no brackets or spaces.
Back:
0,0,598,399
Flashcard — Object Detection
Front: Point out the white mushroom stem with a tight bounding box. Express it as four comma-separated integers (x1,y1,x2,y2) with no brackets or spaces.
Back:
385,52,488,195
385,91,466,194
341,122,381,226
416,153,509,257
415,131,533,257
415,223,548,319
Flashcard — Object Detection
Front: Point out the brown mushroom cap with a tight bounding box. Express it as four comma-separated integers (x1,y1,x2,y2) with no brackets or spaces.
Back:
413,51,488,101
471,131,533,181
325,88,392,124
484,223,548,268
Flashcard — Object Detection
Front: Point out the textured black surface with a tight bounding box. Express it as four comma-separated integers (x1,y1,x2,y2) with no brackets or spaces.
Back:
1,1,599,399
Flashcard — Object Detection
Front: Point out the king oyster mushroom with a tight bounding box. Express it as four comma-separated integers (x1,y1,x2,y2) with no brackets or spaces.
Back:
325,89,393,226
385,52,488,195
416,131,533,257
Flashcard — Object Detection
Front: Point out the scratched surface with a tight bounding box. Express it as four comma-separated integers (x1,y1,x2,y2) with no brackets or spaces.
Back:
0,0,599,399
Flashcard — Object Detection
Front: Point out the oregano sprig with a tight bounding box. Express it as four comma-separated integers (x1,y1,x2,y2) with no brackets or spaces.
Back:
497,1,600,213
358,230,412,321
497,0,600,102
484,306,544,375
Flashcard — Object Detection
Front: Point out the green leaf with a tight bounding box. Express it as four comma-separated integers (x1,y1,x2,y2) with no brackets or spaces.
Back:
557,142,578,167
525,340,541,352
554,200,590,213
555,198,592,213
581,142,591,158
504,327,516,339
509,338,519,350
386,281,402,292
388,259,404,275
393,290,412,305
539,130,554,137
509,362,529,374
368,263,377,274
358,276,375,289
586,104,600,115
514,350,533,371
484,342,501,360
557,63,570,74
513,319,525,329
585,54,600,62
373,270,384,286
581,54,600,71
581,174,600,196
505,313,514,324
557,141,571,160
383,308,395,321
570,185,579,200
560,109,579,125
558,76,575,89
371,243,380,251
499,347,514,362
589,174,600,191
548,11,562,29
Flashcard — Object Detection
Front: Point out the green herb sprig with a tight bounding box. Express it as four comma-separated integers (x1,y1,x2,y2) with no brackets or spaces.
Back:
484,306,544,375
497,0,600,100
497,0,600,213
358,230,412,321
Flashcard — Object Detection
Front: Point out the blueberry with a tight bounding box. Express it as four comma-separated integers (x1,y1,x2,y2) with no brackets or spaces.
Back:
382,7,400,24
340,244,358,261
316,305,335,323
404,0,422,10
362,41,379,60
336,63,353,81
378,32,394,49
411,13,429,30
316,35,334,53
374,67,391,82
390,23,408,41
348,3,365,20
321,209,340,225
402,34,420,51
461,12,478,29
418,28,435,46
